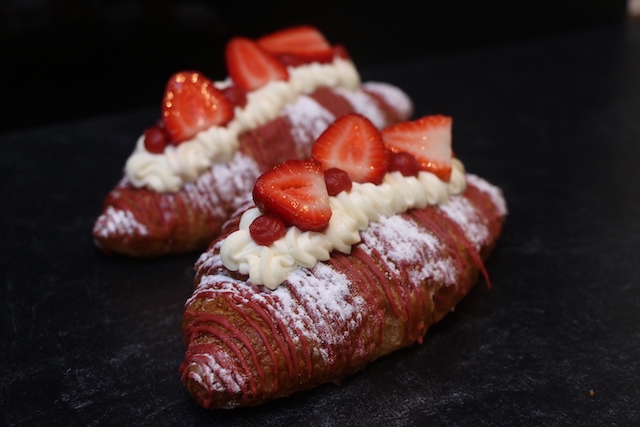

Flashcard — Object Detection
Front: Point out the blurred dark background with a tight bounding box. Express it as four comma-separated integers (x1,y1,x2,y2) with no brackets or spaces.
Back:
0,0,629,133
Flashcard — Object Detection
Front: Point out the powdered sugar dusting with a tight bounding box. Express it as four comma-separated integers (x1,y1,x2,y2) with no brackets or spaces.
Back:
281,95,336,153
361,215,457,287
282,263,363,363
192,352,242,395
334,88,386,128
182,151,260,218
190,272,242,303
191,257,362,371
95,153,260,244
97,206,148,237
466,174,507,216
439,196,489,251
362,82,414,120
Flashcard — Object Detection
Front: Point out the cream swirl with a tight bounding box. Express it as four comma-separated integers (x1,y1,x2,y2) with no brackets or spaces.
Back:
220,158,466,289
124,57,361,193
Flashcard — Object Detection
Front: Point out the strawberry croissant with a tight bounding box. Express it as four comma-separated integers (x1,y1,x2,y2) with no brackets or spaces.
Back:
93,26,413,257
180,114,507,408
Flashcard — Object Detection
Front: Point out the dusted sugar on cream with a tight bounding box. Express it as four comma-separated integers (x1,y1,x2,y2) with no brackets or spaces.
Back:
220,159,467,289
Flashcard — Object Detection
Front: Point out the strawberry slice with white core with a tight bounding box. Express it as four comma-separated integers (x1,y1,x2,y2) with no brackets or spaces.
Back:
253,159,332,232
257,25,334,64
311,113,389,184
162,71,234,144
225,37,289,92
381,115,453,181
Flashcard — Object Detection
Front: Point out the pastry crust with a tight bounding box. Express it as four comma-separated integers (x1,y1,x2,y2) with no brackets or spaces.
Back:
93,84,412,256
180,174,506,409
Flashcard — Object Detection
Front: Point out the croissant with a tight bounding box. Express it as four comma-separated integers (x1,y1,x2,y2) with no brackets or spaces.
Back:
92,26,413,257
179,114,507,409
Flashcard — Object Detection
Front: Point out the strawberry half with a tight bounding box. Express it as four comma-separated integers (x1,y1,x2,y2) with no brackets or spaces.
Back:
257,25,334,65
162,71,234,144
311,114,389,184
381,115,453,181
253,159,332,232
225,37,289,92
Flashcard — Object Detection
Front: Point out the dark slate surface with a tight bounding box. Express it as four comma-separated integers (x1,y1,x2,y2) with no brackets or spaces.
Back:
0,1,626,133
2,21,639,426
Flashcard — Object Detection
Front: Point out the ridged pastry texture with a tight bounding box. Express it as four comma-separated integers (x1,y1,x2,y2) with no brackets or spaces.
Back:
93,84,412,256
180,174,506,409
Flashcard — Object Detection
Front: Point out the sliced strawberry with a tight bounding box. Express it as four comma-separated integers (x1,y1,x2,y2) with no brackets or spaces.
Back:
381,115,453,181
257,25,334,64
162,71,234,144
311,114,389,184
225,37,289,92
253,159,332,232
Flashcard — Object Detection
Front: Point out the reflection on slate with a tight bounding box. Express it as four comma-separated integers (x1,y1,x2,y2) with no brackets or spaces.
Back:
2,13,640,427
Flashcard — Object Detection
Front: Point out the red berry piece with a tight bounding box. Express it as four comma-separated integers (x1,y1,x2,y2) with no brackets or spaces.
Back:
324,167,352,196
143,125,169,154
311,113,389,184
253,159,332,232
249,214,287,246
388,151,420,177
221,85,247,108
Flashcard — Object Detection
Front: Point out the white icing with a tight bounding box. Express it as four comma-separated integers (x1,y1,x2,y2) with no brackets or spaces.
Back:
125,57,360,193
220,159,466,289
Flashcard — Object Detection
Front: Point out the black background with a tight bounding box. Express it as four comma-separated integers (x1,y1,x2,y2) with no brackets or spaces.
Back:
0,0,628,133
3,2,640,426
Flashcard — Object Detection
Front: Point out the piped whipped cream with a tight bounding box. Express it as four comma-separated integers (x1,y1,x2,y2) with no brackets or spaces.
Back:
125,57,361,193
220,158,467,289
